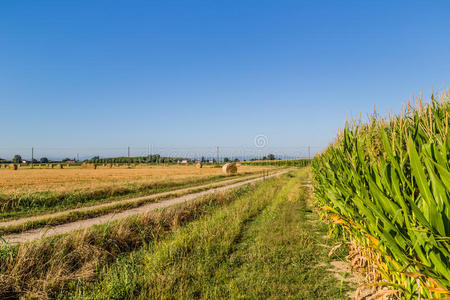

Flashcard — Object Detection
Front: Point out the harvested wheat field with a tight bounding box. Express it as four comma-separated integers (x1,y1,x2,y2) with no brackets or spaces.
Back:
0,165,266,195
0,165,274,219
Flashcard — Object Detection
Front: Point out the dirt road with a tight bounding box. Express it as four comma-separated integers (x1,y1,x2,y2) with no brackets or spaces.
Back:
2,170,288,244
0,174,260,229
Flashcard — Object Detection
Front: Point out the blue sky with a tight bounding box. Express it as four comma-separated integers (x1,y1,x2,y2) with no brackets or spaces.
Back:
1,0,449,158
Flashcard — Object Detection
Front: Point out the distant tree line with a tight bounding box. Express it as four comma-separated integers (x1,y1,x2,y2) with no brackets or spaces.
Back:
0,155,53,164
0,154,188,165
86,154,188,164
0,152,303,166
242,158,312,167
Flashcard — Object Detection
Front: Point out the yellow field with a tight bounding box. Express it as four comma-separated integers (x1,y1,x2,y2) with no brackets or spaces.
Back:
0,164,269,196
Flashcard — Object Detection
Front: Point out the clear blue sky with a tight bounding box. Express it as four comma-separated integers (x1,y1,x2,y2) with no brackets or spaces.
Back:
1,1,449,157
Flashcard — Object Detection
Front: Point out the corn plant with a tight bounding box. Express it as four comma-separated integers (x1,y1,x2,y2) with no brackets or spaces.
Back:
312,92,449,299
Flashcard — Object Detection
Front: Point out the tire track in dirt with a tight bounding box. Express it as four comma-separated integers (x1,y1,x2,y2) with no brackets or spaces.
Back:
2,170,289,244
0,174,262,229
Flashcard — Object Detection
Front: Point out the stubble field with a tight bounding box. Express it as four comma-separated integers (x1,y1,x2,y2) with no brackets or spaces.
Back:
0,164,272,219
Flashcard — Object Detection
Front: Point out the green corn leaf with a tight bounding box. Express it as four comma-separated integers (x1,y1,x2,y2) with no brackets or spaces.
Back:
407,135,445,236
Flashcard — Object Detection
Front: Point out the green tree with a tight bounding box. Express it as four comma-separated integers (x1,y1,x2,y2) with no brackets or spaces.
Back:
267,153,276,160
12,155,22,163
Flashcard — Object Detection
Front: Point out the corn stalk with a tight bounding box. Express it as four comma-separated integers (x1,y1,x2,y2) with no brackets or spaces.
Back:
312,91,450,299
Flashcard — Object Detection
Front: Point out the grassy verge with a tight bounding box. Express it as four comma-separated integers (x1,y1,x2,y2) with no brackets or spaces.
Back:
70,169,350,299
0,183,256,299
0,172,259,220
0,173,265,236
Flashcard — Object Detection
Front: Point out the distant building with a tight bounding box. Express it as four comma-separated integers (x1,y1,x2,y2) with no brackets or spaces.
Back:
181,159,188,164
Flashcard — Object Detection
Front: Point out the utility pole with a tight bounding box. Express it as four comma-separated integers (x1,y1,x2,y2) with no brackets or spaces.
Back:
77,153,79,162
308,146,311,159
216,146,219,163
31,147,34,168
128,146,130,158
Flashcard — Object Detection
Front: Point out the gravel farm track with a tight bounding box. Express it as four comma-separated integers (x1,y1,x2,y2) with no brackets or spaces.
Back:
1,170,290,244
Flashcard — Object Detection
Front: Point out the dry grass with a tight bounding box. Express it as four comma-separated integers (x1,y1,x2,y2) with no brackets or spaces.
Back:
0,188,245,299
0,165,266,197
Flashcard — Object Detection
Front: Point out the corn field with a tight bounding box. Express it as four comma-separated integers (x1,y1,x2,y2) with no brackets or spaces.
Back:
312,92,449,298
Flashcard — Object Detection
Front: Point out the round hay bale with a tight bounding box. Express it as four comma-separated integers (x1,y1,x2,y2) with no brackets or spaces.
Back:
8,164,18,170
54,164,63,169
196,162,203,168
222,163,237,174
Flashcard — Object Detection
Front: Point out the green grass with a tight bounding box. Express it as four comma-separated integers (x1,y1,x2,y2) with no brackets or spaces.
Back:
70,169,350,299
0,185,253,298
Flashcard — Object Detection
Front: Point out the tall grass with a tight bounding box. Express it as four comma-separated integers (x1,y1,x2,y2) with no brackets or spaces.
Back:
0,187,252,298
71,169,346,299
312,91,449,298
